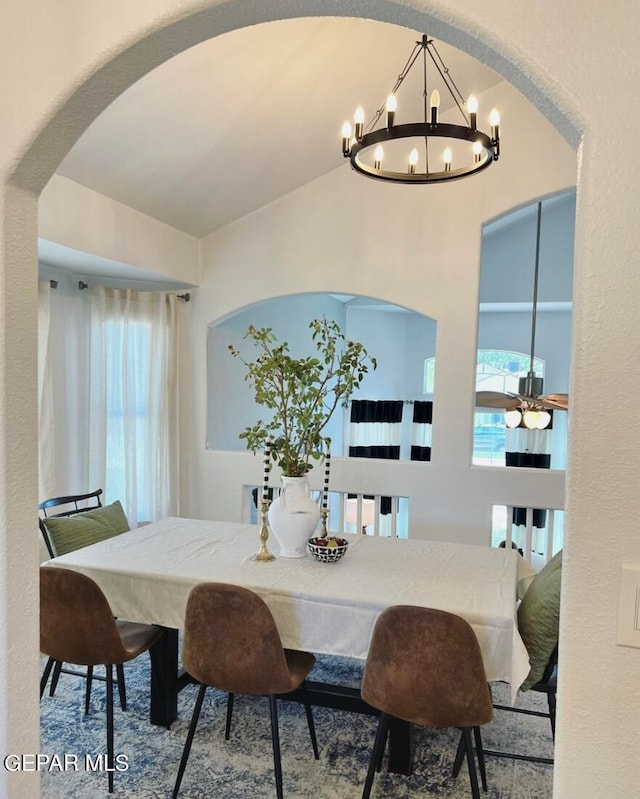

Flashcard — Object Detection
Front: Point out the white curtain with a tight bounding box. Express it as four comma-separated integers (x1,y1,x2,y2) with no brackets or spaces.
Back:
87,287,179,526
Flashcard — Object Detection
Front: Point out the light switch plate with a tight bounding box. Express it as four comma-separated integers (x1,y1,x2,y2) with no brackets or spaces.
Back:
617,564,640,648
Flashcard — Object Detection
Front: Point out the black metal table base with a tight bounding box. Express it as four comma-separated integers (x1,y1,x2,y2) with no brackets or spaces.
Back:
148,628,414,775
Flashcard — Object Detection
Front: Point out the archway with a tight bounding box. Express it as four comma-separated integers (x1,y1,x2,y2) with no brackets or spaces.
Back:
1,4,581,798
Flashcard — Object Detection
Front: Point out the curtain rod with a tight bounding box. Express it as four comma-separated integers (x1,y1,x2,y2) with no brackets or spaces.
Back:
348,399,419,404
76,281,190,301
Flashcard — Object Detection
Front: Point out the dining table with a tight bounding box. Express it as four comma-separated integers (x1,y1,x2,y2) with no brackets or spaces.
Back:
43,516,532,774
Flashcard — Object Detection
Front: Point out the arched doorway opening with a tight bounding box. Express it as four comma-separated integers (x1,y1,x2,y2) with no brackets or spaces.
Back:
1,4,580,797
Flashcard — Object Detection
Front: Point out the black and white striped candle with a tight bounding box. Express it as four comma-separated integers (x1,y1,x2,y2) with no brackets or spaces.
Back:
262,441,271,502
322,450,331,509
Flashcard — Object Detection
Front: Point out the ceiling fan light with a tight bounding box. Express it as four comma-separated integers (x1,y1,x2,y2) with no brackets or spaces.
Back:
536,410,551,429
522,409,541,429
505,409,522,428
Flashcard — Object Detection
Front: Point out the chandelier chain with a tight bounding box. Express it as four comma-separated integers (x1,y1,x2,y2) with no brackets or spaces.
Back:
425,41,469,124
366,42,422,133
422,44,430,173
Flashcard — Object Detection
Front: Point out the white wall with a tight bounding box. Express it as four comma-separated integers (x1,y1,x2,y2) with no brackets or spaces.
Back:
345,304,437,402
189,78,573,542
481,193,575,304
39,175,200,286
1,2,639,798
206,193,574,470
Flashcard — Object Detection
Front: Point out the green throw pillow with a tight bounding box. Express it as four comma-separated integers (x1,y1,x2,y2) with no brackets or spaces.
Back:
517,549,562,691
42,500,130,557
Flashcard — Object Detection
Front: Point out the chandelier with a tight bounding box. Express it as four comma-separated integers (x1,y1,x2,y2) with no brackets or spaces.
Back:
341,35,500,184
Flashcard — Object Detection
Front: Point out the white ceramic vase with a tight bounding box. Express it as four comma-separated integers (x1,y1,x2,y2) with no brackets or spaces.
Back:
268,476,320,558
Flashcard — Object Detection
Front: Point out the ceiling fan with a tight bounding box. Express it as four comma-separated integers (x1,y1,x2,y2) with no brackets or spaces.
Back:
475,200,569,428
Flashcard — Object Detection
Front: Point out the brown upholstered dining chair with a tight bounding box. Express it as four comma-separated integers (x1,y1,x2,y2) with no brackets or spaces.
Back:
360,605,493,799
39,489,129,714
40,566,163,793
172,582,319,799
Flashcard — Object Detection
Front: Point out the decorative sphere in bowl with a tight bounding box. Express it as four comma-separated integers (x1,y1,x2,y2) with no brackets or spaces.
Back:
308,536,349,563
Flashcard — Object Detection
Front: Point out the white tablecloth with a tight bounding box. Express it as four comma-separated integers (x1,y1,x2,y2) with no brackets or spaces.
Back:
44,517,530,698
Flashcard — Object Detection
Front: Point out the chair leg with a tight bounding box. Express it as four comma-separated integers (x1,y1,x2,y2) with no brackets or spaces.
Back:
172,683,207,799
473,726,488,792
40,657,55,699
362,712,390,799
452,729,466,778
548,691,557,741
225,692,234,741
83,664,124,715
49,659,63,696
463,727,481,799
375,722,389,773
116,663,127,711
106,664,115,794
85,666,94,715
300,680,319,759
269,695,284,799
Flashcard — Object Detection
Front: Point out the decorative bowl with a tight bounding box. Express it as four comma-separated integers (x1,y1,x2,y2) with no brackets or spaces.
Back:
307,536,349,563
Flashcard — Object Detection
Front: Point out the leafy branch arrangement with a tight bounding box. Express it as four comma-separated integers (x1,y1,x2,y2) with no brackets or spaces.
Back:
229,318,376,477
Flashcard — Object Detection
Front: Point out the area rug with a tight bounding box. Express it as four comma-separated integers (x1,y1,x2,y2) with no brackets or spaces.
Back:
40,653,553,798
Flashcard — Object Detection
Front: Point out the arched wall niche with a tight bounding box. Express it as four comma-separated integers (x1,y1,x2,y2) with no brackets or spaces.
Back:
207,293,438,456
475,189,576,469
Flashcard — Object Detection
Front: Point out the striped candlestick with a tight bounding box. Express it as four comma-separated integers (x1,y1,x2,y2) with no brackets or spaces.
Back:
262,441,271,502
322,450,331,509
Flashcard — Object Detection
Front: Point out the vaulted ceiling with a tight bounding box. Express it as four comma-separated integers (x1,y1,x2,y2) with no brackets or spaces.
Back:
55,16,502,240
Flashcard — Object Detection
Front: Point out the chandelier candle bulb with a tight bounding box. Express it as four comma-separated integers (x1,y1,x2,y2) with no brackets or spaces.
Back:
430,89,440,125
373,144,384,170
408,148,419,174
468,95,478,129
473,140,483,164
386,94,397,128
341,121,352,156
490,108,500,140
354,106,364,141
443,147,452,172
322,451,331,509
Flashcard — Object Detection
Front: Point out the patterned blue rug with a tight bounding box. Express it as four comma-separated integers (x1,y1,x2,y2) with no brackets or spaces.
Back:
40,653,553,798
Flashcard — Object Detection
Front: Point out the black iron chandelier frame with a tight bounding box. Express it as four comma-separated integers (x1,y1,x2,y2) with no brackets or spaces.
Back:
342,35,500,184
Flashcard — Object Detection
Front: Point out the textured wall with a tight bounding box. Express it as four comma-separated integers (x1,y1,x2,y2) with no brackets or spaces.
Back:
0,2,638,798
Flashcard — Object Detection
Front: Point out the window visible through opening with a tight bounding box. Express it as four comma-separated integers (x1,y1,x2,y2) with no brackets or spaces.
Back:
474,349,544,465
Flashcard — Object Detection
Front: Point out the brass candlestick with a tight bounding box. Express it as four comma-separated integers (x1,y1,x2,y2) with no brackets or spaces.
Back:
320,508,328,536
252,498,275,562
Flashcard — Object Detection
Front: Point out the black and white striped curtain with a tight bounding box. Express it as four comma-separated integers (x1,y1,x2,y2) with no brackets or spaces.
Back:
348,400,403,459
505,412,553,527
410,401,433,462
349,400,403,515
